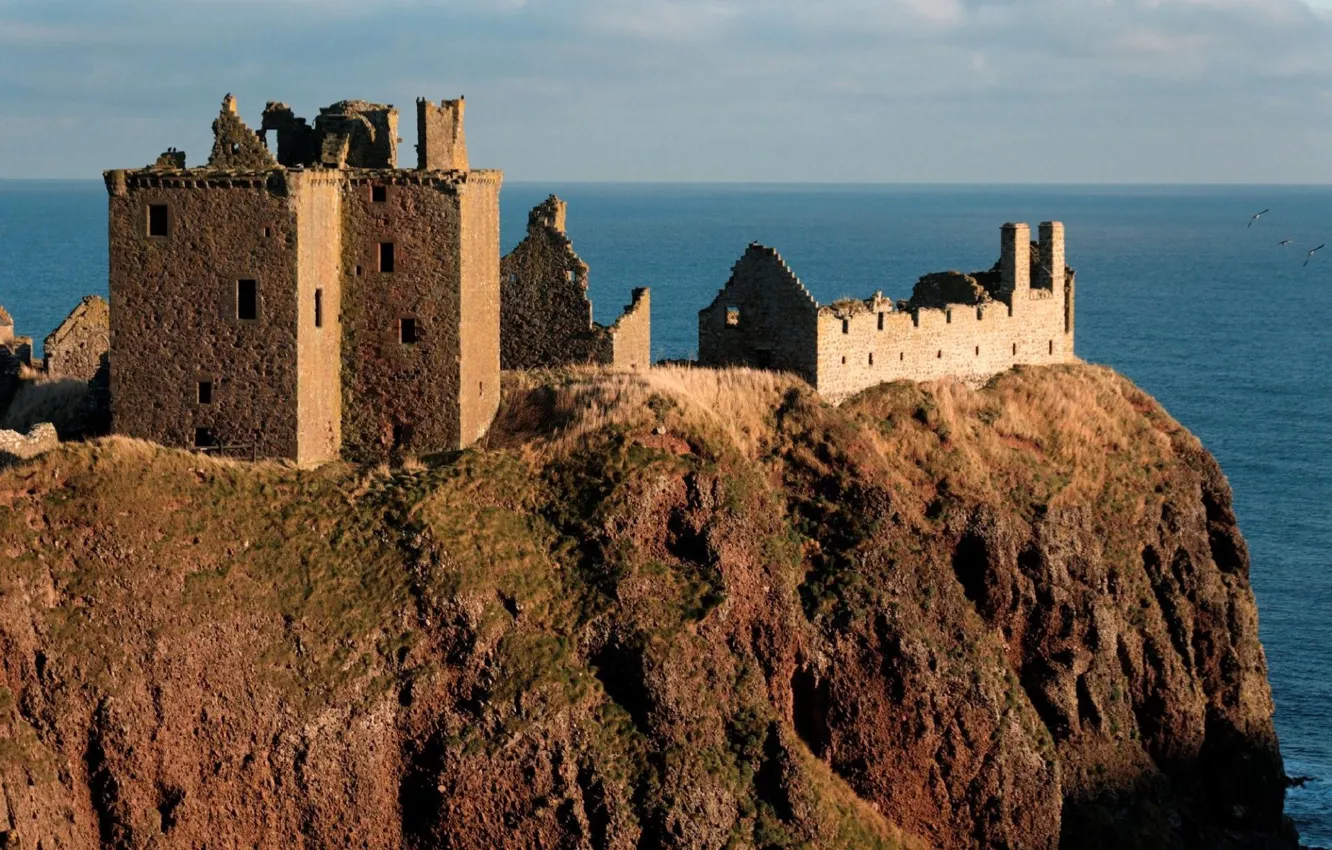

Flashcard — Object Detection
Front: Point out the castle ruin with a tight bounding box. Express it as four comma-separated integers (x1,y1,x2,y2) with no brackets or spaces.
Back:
699,222,1075,402
500,196,650,371
104,94,501,464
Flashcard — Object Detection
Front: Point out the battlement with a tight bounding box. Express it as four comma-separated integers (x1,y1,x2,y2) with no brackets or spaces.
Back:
700,223,1076,401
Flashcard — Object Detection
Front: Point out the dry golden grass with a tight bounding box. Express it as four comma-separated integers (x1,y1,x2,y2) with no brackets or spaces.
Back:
492,364,811,458
849,363,1190,514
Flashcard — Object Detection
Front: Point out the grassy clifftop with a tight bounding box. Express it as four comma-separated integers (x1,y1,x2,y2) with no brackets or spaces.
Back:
0,365,1295,850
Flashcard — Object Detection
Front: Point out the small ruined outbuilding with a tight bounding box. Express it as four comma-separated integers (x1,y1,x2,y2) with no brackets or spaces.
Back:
699,222,1076,402
105,94,501,464
0,307,33,410
500,196,650,371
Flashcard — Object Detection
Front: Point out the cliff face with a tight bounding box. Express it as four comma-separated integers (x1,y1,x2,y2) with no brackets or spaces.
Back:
0,365,1295,849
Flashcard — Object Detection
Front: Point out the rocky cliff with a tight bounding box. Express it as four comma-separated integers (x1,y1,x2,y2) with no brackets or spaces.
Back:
0,364,1296,849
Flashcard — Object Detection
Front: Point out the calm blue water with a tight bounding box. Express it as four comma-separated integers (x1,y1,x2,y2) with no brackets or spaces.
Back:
1,180,1329,843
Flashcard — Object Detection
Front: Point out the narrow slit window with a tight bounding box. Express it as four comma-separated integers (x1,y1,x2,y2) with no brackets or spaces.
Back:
372,185,388,203
237,279,258,320
400,317,418,345
877,312,885,331
314,289,324,328
868,352,874,365
392,423,414,450
841,355,846,365
937,350,942,359
379,242,396,273
1012,343,1017,356
975,345,980,356
148,204,169,237
899,352,904,361
197,380,213,405
841,319,849,334
1049,339,1054,354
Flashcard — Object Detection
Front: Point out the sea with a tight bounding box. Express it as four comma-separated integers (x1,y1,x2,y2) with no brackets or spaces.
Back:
1,180,1329,844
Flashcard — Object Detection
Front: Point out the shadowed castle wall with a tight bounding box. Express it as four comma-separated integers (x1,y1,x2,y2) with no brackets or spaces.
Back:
500,197,651,371
698,244,820,382
339,176,465,460
106,172,303,456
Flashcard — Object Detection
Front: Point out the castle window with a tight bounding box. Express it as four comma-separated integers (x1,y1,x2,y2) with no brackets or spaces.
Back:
975,345,980,356
1049,340,1054,355
878,312,885,331
379,242,396,273
197,380,213,405
899,352,904,361
937,350,942,359
148,204,169,237
868,352,874,365
194,427,219,449
372,185,387,203
400,317,419,345
263,226,272,239
725,306,740,328
841,356,846,365
237,279,258,321
315,289,324,328
945,310,952,324
1012,343,1017,356
392,423,414,451
842,319,849,334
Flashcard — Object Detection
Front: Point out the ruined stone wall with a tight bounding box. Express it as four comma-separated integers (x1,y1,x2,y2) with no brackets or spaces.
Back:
698,244,820,382
105,171,302,456
0,422,58,468
607,288,651,369
291,172,343,466
814,291,1071,402
43,295,109,383
457,172,503,447
702,225,1076,403
499,198,600,370
339,174,465,460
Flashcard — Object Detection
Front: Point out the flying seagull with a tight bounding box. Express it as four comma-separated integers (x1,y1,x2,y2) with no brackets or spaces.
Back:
1279,239,1292,246
1305,244,1325,268
1248,209,1270,228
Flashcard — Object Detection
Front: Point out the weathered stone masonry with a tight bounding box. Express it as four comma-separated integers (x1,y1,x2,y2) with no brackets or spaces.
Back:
700,222,1076,402
500,196,651,371
105,94,502,465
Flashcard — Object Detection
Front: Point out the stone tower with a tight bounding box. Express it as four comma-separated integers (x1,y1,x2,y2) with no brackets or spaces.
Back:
104,94,502,465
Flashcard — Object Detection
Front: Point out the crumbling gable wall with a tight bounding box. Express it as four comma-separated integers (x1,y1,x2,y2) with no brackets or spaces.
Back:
44,295,109,383
500,197,651,371
208,95,276,170
698,244,820,383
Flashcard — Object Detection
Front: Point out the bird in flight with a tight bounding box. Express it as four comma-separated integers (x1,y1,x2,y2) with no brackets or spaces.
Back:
1305,245,1325,268
1248,209,1270,228
1278,239,1292,246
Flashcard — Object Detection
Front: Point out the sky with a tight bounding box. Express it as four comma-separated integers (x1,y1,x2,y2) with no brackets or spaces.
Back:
1,0,1331,182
